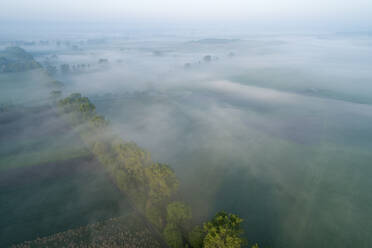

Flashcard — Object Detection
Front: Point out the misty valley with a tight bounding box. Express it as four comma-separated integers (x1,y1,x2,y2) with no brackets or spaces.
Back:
1,33,372,248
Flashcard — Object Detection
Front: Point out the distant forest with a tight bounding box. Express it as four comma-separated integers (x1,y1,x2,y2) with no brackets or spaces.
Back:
0,47,41,73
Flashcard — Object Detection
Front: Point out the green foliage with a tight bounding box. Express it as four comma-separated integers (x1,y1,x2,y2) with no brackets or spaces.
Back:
188,225,205,248
90,115,108,127
203,211,245,248
145,203,165,230
146,163,179,204
59,93,88,111
58,93,189,245
55,93,259,248
91,138,179,217
2,47,34,60
0,47,41,73
162,202,192,248
166,202,192,227
92,141,114,168
163,223,184,248
58,93,108,128
115,142,152,170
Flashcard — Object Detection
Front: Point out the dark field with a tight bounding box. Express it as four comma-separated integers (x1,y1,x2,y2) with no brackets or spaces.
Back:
0,106,132,247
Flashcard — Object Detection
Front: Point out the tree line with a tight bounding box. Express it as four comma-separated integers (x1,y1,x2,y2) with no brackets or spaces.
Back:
58,93,260,248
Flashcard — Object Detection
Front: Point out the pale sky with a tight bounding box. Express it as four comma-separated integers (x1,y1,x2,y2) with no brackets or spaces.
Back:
1,0,371,31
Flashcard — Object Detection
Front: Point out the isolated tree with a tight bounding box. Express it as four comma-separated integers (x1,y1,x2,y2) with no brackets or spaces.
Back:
203,211,244,248
203,55,212,62
184,63,191,69
98,58,109,64
45,64,57,75
60,64,70,74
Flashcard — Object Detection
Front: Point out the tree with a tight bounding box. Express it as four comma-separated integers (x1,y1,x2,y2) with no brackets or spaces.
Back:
113,142,150,210
45,65,57,75
163,223,183,248
203,55,212,63
203,211,244,248
161,202,192,247
115,142,152,171
79,101,96,119
98,58,109,64
146,203,165,229
90,115,108,128
188,225,205,248
145,163,179,204
144,164,179,228
60,64,70,74
166,202,191,227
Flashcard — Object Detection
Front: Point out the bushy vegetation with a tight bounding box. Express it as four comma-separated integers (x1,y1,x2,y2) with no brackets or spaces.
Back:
163,223,184,248
188,225,205,248
0,47,41,73
59,93,178,211
163,202,192,247
203,211,245,248
58,93,108,128
93,140,179,215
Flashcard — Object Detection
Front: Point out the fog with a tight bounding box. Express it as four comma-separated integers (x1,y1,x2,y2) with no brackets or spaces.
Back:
1,31,372,247
2,0,372,33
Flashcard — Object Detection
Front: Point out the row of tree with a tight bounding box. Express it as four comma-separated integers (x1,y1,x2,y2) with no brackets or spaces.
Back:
57,93,259,248
45,63,92,76
58,93,108,128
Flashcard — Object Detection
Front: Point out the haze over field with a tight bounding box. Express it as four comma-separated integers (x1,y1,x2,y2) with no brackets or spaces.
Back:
1,1,372,248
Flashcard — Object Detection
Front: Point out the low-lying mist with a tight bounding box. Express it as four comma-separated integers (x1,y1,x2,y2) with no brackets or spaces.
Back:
2,32,372,247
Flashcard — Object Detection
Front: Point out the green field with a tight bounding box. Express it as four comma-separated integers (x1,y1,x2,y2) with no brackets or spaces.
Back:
0,69,56,106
